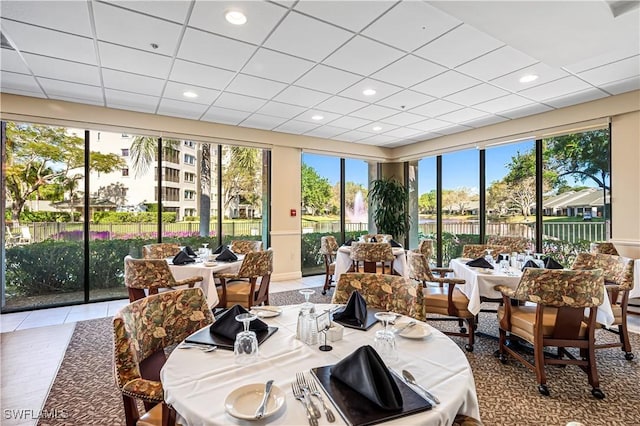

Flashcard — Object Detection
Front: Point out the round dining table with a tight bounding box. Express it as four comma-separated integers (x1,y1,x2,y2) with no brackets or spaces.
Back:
161,304,480,426
334,246,408,283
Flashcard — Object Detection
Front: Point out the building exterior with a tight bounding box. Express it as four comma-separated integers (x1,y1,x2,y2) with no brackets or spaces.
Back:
543,188,609,218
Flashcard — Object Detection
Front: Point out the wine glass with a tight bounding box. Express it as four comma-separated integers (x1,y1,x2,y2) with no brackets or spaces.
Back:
234,313,259,364
373,312,398,364
299,289,315,312
484,248,494,265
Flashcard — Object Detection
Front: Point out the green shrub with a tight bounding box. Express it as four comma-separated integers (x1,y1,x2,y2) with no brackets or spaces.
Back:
93,211,176,223
301,231,368,276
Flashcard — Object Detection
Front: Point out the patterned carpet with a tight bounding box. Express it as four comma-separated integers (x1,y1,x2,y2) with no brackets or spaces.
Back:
39,287,640,425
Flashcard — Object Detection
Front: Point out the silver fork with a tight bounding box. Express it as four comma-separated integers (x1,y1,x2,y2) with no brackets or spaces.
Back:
291,383,318,426
307,377,336,423
296,372,321,419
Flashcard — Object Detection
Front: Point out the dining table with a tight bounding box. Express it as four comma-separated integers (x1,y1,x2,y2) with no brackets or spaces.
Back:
334,246,408,283
168,255,244,308
161,303,481,426
449,258,615,327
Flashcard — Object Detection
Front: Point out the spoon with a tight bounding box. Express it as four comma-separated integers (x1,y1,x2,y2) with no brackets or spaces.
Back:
394,320,416,334
402,369,440,404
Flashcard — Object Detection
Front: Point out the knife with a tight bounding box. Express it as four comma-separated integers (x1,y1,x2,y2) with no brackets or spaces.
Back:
255,379,274,419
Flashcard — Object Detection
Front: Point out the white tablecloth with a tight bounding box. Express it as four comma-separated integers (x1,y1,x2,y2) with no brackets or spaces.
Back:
161,304,480,426
334,246,408,282
627,259,640,299
169,258,243,308
449,258,615,327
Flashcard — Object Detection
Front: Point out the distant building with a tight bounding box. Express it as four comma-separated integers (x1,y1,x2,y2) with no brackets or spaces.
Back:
543,188,609,218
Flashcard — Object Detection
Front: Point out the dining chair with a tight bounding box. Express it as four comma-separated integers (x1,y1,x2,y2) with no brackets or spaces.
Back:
332,272,422,318
589,242,620,256
486,235,531,254
408,251,476,352
461,244,508,259
319,235,339,295
360,233,392,242
453,414,483,426
416,239,434,264
349,242,395,274
113,287,214,426
229,240,262,254
571,252,635,360
496,268,606,398
142,243,181,259
215,248,273,308
17,226,31,245
123,255,203,302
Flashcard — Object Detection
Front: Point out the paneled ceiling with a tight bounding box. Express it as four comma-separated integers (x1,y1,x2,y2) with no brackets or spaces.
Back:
1,1,638,147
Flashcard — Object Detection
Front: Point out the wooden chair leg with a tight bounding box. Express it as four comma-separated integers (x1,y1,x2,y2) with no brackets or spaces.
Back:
162,402,176,426
122,395,140,426
619,322,634,358
534,339,548,395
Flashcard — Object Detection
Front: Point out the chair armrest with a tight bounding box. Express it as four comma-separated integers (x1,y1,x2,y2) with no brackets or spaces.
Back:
121,378,164,403
441,277,466,285
171,276,204,287
215,273,242,279
494,285,516,298
431,267,454,276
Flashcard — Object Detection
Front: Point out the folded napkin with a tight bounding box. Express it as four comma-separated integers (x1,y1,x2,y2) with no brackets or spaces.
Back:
212,244,227,254
543,256,564,269
521,259,539,271
343,238,354,247
210,304,268,340
466,257,494,269
497,253,509,261
331,345,403,410
216,248,238,262
332,291,367,327
388,239,402,248
172,250,195,265
370,236,377,242
183,246,197,256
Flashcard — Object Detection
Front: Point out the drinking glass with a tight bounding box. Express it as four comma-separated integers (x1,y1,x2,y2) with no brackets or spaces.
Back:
234,313,259,364
299,289,315,313
373,312,398,364
484,249,494,265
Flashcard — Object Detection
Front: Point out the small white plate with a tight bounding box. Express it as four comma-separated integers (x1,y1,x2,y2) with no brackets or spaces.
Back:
225,383,285,421
204,261,217,267
250,306,283,318
396,322,432,339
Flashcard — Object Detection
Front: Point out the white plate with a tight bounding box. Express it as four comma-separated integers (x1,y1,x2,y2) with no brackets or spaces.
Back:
250,306,283,318
225,383,285,421
204,261,217,267
396,322,432,339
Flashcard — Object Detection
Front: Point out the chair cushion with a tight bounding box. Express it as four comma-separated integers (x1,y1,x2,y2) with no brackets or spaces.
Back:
424,287,473,318
497,305,588,343
137,403,163,426
611,304,622,324
328,262,336,274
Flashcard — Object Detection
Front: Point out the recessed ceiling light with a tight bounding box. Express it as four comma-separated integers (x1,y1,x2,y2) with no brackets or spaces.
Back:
519,74,539,83
372,126,382,131
362,88,377,96
311,115,324,121
225,10,247,25
183,91,198,98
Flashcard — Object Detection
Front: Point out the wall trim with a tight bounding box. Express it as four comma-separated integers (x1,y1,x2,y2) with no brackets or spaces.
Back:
271,271,303,282
609,239,640,247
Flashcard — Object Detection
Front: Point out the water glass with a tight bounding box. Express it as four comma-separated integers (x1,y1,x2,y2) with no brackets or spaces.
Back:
234,313,259,364
373,312,398,364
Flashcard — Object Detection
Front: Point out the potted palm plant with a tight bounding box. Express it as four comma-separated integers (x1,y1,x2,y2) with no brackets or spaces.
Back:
368,177,409,239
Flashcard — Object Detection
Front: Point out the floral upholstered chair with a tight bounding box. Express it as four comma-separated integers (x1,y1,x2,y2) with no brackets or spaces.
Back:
320,235,339,295
332,272,422,319
360,233,393,242
230,240,262,254
415,239,434,263
486,236,531,254
572,252,635,360
113,287,214,426
496,268,606,398
142,243,181,259
461,244,508,259
215,248,273,308
590,242,620,256
124,255,203,302
350,242,395,274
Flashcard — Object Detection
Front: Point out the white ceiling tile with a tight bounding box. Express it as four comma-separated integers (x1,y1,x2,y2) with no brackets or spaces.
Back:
382,127,424,138
0,86,46,98
1,20,96,64
359,122,398,133
324,36,404,76
52,95,104,106
264,11,353,62
339,78,401,102
412,70,481,98
414,24,504,68
456,46,538,81
380,112,426,126
1,48,30,74
329,116,372,130
93,2,182,57
178,28,255,71
257,101,306,119
304,125,349,139
376,90,434,111
157,98,209,120
22,53,100,86
315,96,368,115
363,2,461,52
600,76,640,95
102,68,165,96
408,118,453,132
464,114,508,128
410,99,464,117
358,134,397,145
106,101,156,114
335,130,374,142
437,107,489,123
473,94,535,114
371,55,446,88
241,113,288,130
213,92,266,112
163,81,220,105
105,88,159,111
577,55,640,86
273,86,331,107
242,48,314,84
499,103,554,119
295,110,342,124
350,104,397,121
170,60,235,90
565,47,640,74
295,1,393,32
190,1,287,45
99,42,171,79
0,71,42,94
227,74,287,99
201,106,251,125
1,1,92,36
295,65,362,94
38,77,103,102
274,120,320,134
437,124,473,135
110,1,192,24
444,84,509,106
490,63,570,92
519,76,592,102
544,88,608,109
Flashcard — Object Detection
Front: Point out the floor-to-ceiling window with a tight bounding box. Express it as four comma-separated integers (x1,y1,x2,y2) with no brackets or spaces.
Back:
344,158,369,240
417,156,437,246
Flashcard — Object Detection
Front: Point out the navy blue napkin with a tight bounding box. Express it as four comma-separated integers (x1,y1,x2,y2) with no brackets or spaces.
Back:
389,239,402,248
172,250,195,265
216,248,238,262
370,236,377,242
521,259,539,271
333,291,367,327
210,304,268,340
466,257,494,269
343,238,354,247
543,256,564,269
212,244,227,254
183,246,197,256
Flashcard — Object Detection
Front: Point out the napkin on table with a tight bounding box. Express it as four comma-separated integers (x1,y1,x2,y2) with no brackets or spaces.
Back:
332,291,368,327
370,236,377,242
521,259,539,271
331,345,403,410
210,304,268,340
212,244,227,254
388,239,402,248
172,250,195,265
183,246,197,256
465,257,494,269
543,256,564,269
216,248,239,262
343,238,354,247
